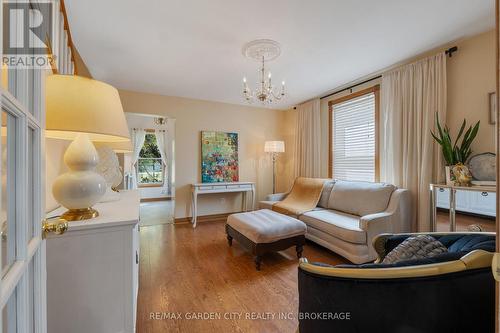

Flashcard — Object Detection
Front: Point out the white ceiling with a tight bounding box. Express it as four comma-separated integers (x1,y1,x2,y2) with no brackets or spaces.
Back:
65,0,494,109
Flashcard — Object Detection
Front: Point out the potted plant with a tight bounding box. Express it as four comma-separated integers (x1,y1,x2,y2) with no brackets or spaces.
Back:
430,113,480,185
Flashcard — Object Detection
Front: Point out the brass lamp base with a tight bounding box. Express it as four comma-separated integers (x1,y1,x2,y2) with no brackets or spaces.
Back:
60,208,99,221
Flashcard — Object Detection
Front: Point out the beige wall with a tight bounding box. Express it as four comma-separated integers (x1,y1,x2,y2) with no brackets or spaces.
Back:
446,30,496,154
118,90,290,219
44,89,291,215
45,30,493,213
283,30,495,182
73,46,93,79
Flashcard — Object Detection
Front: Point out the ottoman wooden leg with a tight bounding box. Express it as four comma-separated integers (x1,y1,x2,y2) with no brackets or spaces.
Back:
227,234,233,246
296,244,303,258
254,256,262,271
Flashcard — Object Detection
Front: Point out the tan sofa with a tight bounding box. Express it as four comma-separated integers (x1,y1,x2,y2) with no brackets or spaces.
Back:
259,180,411,264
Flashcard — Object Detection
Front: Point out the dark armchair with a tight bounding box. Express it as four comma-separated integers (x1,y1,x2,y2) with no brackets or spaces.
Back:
298,232,495,333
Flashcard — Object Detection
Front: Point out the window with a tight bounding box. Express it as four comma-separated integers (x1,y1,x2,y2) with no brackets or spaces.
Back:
138,133,164,186
329,86,379,182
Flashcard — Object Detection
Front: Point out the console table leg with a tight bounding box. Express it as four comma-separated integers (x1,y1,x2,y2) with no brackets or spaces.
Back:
252,186,256,211
449,188,456,232
227,234,233,246
192,191,198,228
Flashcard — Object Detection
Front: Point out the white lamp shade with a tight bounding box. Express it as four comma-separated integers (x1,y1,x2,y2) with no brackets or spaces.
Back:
264,141,285,153
45,75,130,142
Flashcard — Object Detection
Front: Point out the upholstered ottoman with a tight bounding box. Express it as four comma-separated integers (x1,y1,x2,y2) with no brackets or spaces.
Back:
226,209,307,270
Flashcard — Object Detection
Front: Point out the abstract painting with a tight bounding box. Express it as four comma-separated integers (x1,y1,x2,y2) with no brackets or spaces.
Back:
201,131,239,183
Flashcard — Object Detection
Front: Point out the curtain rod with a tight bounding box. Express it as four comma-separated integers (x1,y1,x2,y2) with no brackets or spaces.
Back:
445,46,458,57
320,75,382,100
318,46,457,101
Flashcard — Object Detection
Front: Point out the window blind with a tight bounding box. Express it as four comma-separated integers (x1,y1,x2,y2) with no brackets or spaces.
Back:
332,92,375,182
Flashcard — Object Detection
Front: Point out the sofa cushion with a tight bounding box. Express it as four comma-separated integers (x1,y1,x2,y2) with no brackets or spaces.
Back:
384,234,496,254
226,209,306,243
317,180,336,208
300,210,366,244
328,180,396,216
335,252,466,269
382,235,448,264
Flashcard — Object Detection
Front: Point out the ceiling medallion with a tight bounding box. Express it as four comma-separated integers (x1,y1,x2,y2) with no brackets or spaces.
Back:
241,39,285,104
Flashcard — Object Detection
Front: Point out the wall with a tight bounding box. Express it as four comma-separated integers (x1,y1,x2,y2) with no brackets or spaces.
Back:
279,110,297,191
446,30,496,154
73,46,93,79
284,30,496,182
123,113,175,199
118,90,290,219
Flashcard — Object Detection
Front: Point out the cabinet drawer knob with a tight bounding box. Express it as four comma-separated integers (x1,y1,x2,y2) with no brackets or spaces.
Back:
481,192,489,197
136,251,139,264
439,188,445,192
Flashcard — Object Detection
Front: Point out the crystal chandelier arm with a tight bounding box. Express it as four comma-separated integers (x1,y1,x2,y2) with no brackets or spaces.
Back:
242,50,285,104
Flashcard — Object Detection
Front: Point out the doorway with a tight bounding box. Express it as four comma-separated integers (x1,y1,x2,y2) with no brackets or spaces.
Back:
122,113,176,226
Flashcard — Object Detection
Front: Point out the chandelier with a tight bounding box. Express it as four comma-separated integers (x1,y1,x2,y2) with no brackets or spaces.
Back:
242,39,286,104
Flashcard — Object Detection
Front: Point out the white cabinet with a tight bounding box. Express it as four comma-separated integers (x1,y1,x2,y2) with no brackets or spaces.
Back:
436,188,496,217
46,190,140,333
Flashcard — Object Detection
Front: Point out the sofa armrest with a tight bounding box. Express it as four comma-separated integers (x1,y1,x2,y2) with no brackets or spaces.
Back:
386,189,411,233
359,212,393,262
265,192,288,201
359,212,392,230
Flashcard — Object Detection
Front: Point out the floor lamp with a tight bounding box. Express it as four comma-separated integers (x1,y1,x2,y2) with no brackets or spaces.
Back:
264,141,285,194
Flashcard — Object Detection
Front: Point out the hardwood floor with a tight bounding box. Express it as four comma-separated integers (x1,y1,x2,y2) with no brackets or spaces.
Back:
136,208,496,332
139,200,175,226
137,220,346,333
436,210,495,232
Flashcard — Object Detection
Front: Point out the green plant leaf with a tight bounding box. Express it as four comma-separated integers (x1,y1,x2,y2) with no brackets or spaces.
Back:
430,131,443,144
453,119,466,148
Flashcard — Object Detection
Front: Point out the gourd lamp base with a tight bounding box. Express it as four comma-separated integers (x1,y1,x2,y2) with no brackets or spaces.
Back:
52,133,107,221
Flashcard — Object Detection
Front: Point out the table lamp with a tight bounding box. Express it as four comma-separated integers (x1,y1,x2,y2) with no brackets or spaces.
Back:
264,141,285,194
45,75,130,221
93,140,133,154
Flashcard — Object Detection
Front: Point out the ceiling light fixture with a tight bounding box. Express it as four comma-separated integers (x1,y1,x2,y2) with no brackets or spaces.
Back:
242,39,285,104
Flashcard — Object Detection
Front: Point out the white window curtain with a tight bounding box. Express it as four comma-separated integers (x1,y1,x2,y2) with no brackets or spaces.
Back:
380,53,447,232
131,128,146,189
154,129,169,192
294,98,321,178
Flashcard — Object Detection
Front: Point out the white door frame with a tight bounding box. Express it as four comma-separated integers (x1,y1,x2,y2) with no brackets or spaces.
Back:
0,0,55,332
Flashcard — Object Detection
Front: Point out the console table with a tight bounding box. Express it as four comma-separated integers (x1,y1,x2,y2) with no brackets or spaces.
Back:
191,182,256,228
430,183,496,231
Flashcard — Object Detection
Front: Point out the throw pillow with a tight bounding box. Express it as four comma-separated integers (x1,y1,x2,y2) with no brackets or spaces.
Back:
382,235,448,264
317,180,335,208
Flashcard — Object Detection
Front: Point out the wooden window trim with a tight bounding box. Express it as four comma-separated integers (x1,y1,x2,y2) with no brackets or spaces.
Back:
328,85,380,181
